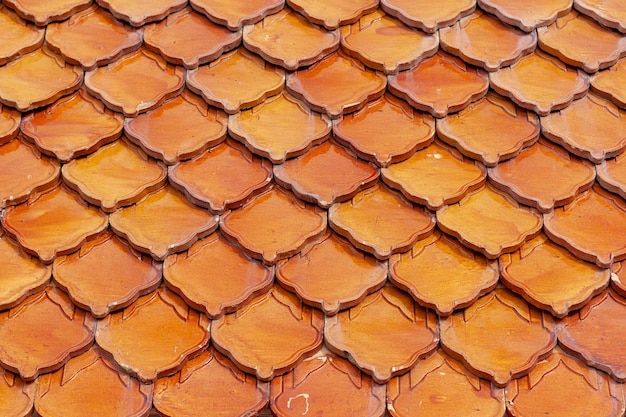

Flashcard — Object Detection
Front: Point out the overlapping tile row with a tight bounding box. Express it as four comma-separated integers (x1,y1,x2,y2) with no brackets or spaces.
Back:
2,0,626,416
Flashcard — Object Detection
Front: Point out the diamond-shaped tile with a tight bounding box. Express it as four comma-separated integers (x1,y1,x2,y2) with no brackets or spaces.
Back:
4,0,91,25
478,0,572,31
287,0,377,29
96,0,186,26
0,4,44,65
190,0,284,31
380,0,476,33
0,369,34,417
592,57,626,108
597,151,626,200
575,0,626,33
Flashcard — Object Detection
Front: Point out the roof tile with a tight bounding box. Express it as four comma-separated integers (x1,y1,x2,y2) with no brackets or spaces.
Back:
478,0,572,31
95,0,186,27
189,0,284,31
0,5,44,65
287,0,378,30
380,0,475,33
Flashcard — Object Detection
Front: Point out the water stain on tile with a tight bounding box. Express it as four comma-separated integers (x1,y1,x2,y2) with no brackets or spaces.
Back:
190,0,284,31
478,0,572,31
592,57,626,108
597,151,626,200
0,368,34,417
0,105,20,145
96,0,186,27
380,0,476,33
4,0,91,25
575,0,626,33
0,5,44,65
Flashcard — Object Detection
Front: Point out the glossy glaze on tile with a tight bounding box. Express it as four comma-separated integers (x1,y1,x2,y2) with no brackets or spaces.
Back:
500,234,610,317
3,0,91,25
612,261,626,297
287,0,377,30
0,105,20,145
575,0,626,33
0,287,95,381
333,94,435,167
243,8,339,70
478,0,573,31
380,0,476,33
597,151,626,200
95,287,210,383
439,10,537,72
95,0,186,26
35,346,153,417
163,232,274,319
389,230,499,316
228,92,331,164
388,51,489,118
1,185,108,264
325,286,438,383
0,369,34,417
276,231,387,315
153,347,269,417
109,186,219,261
381,141,487,210
84,48,185,117
52,232,162,318
0,5,44,65
211,285,324,380
273,140,379,208
190,0,284,31
220,186,327,264
387,350,505,417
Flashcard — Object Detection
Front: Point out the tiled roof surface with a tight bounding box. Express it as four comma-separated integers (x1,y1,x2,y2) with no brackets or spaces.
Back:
2,1,626,416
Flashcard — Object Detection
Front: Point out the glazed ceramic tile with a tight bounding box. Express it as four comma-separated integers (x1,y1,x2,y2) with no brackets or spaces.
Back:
35,346,153,417
329,184,436,259
440,287,556,387
0,105,20,145
1,185,108,264
439,10,537,72
325,286,438,383
488,139,596,212
0,369,34,417
478,0,573,31
270,349,386,417
154,347,269,417
597,151,626,200
381,141,487,210
84,48,185,117
387,350,505,417
500,234,610,317
575,0,626,33
20,90,124,162
340,10,438,75
389,230,499,316
388,51,489,118
287,0,377,29
53,232,162,318
380,0,476,33
3,0,91,25
612,261,626,297
276,231,387,315
220,186,327,264
95,0,186,26
228,92,331,164
190,0,284,31
163,232,274,319
490,50,589,116
211,285,324,380
0,5,44,65
243,8,339,70
0,47,82,112
544,185,626,267
96,287,210,383
273,140,379,208
333,94,435,167
0,287,95,381
109,186,219,261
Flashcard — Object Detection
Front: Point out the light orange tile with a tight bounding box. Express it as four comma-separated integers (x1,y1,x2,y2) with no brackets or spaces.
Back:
611,261,626,297
190,0,284,31
4,0,91,25
592,57,626,108
575,0,626,33
380,0,475,33
0,4,44,65
0,104,20,145
597,151,626,200
0,369,34,417
96,0,186,26
288,0,377,29
478,0,572,31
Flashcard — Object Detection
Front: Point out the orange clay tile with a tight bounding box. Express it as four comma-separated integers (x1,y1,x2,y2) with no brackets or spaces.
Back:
153,347,269,417
273,140,379,208
544,185,626,267
62,139,167,213
329,184,436,260
144,7,241,70
109,186,219,261
388,51,489,118
20,90,124,162
575,0,626,33
95,0,186,26
325,286,439,383
190,0,284,31
478,0,573,32
0,138,60,209
593,62,626,114
287,0,377,29
0,369,34,417
0,287,95,381
44,6,142,71
169,140,272,213
84,48,185,117
500,234,610,318
437,184,543,259
3,0,91,25
163,232,274,319
186,47,285,114
0,5,44,65
380,0,476,33
440,287,556,387
598,152,626,200
488,139,596,212
276,231,387,315
52,232,162,318
387,350,505,417
381,141,487,210
0,47,82,112
95,287,210,383
228,92,331,164
333,94,435,167
35,346,153,417
270,349,386,417
220,186,327,264
439,10,537,72
0,105,20,144
612,261,626,297
243,8,339,70
286,51,386,119
1,185,107,264
340,10,439,74
389,230,499,316
124,90,227,165
506,348,626,417
489,50,589,116
211,285,324,380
